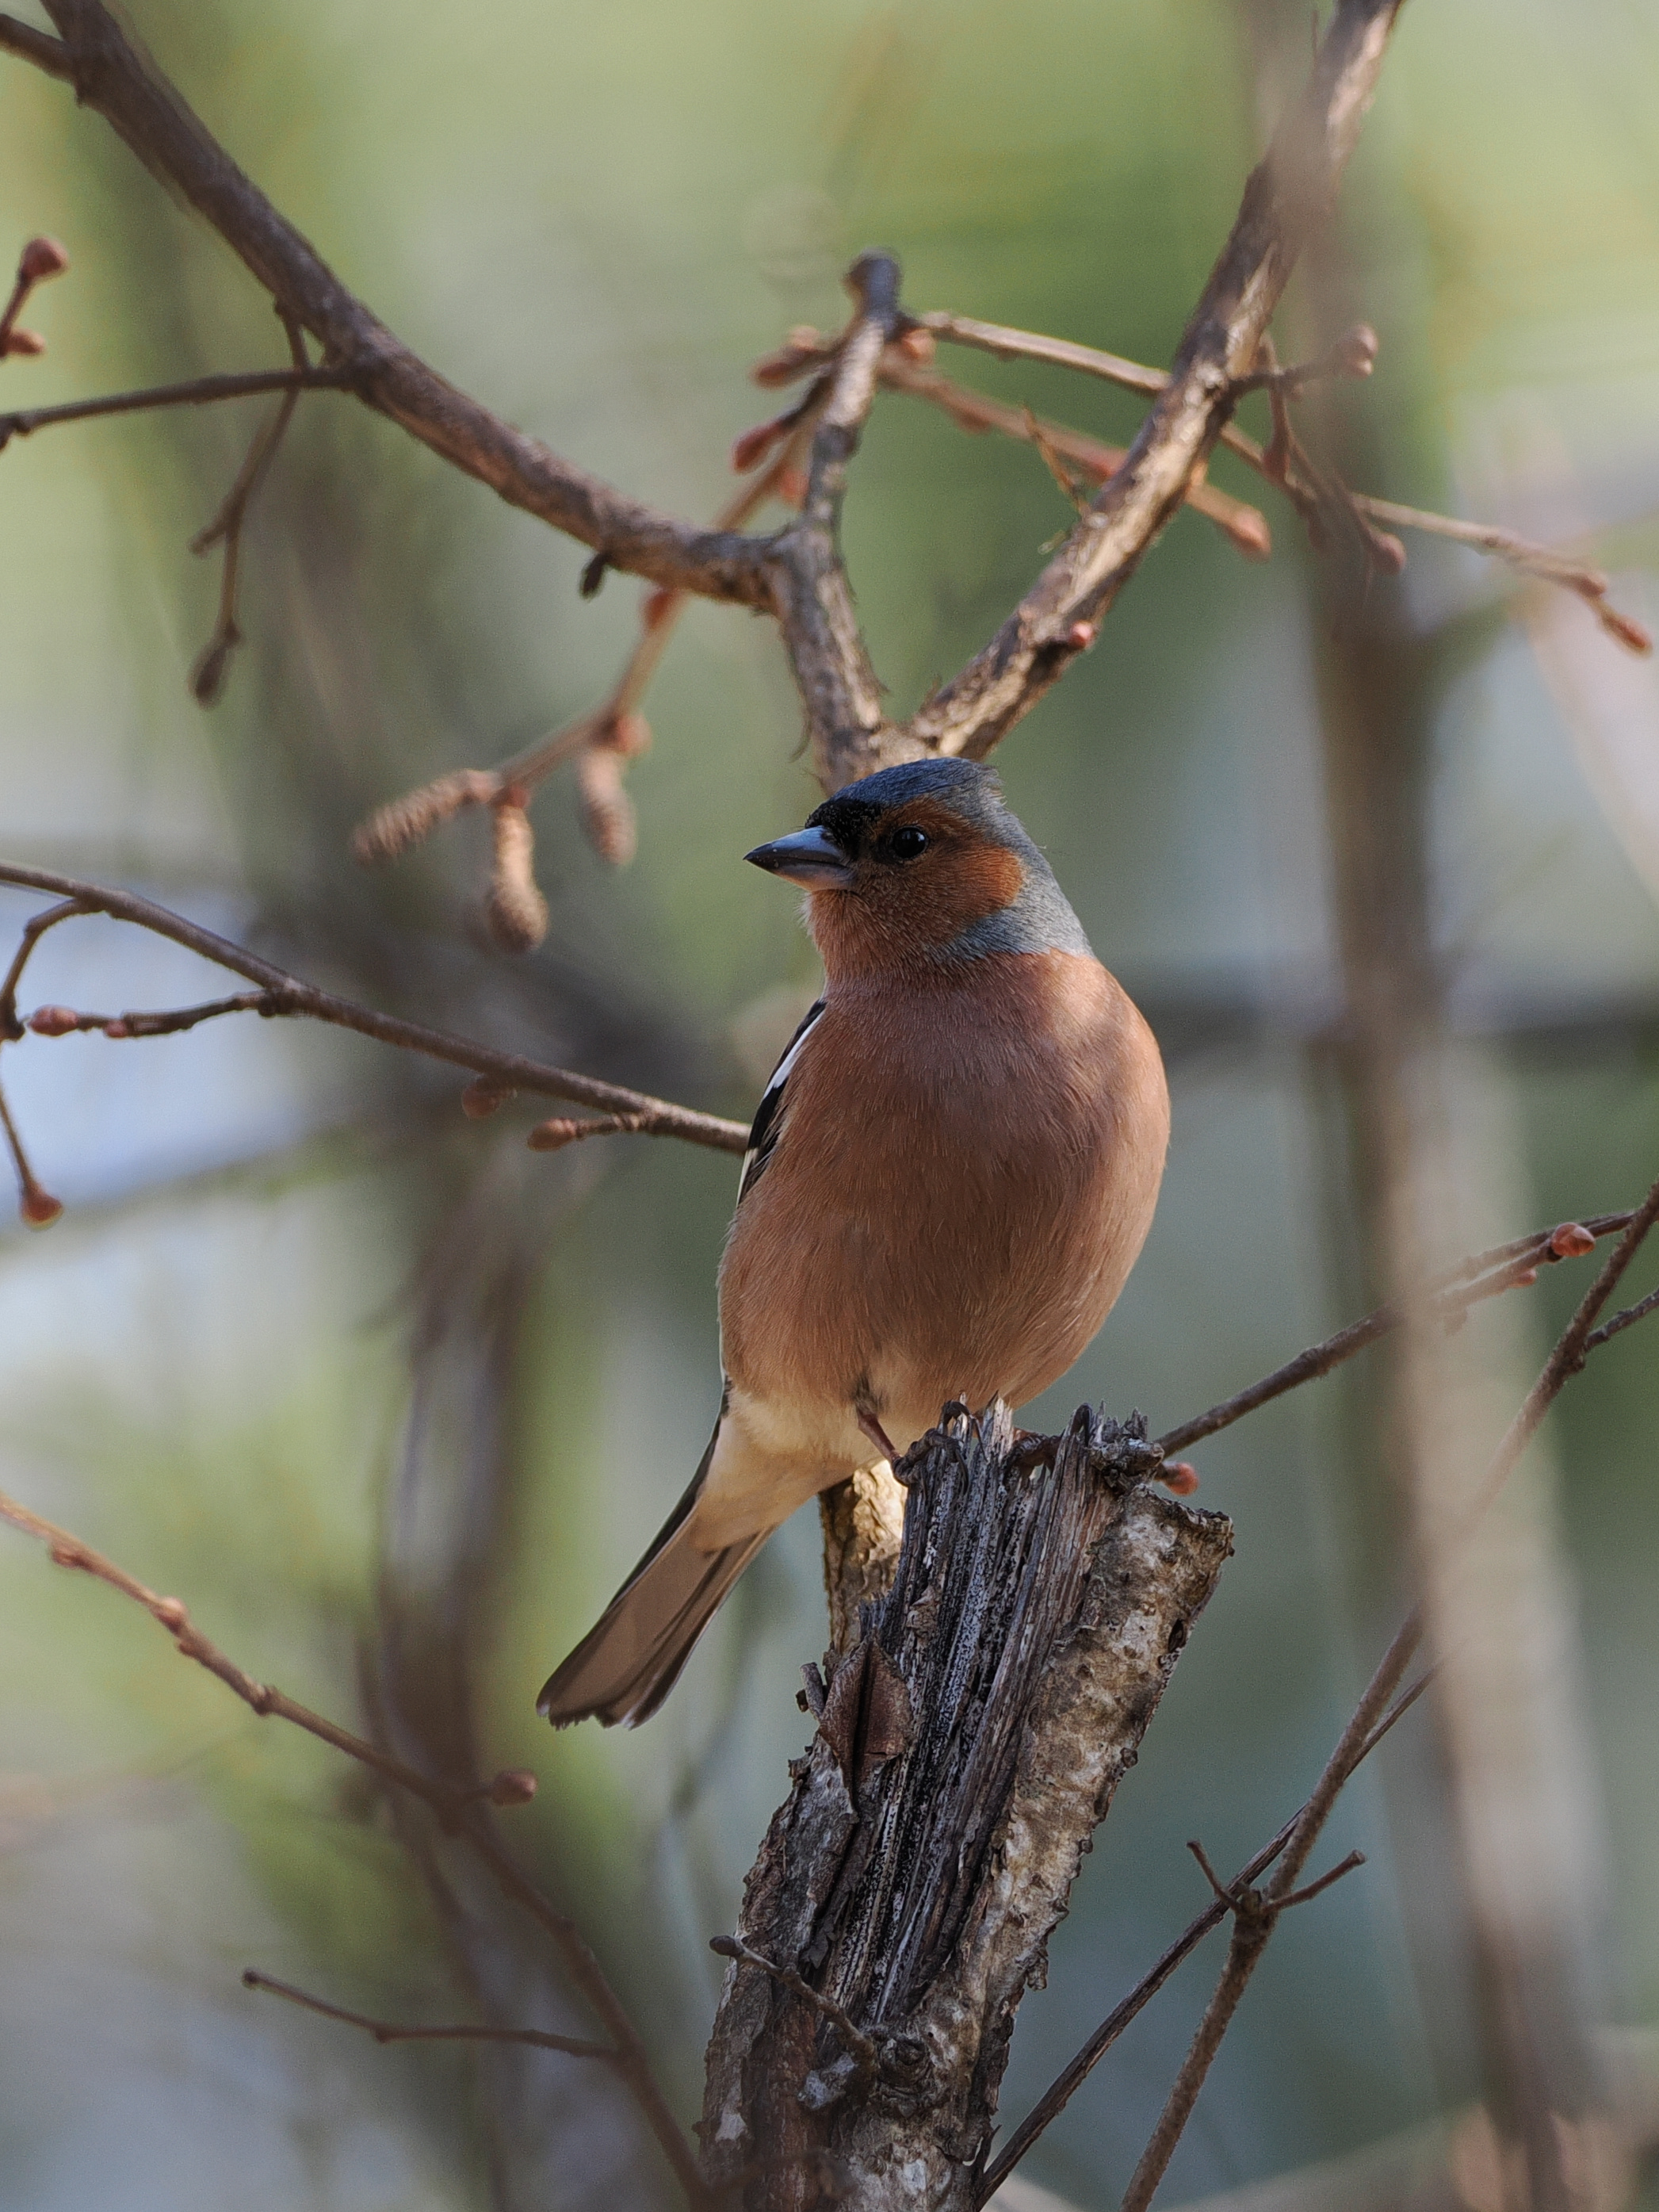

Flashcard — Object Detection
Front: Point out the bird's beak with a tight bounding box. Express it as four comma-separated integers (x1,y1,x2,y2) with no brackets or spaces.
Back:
743,824,854,890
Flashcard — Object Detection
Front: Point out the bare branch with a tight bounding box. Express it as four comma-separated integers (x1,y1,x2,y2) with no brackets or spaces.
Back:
1154,1210,1637,1458
918,316,1651,656
709,1935,879,2078
1100,1172,1659,2212
875,352,1272,562
0,1485,712,2208
35,0,771,607
763,252,910,790
908,0,1408,759
0,863,748,1156
977,1670,1428,2198
0,363,351,453
241,1970,614,2061
1582,1283,1659,1355
0,13,73,78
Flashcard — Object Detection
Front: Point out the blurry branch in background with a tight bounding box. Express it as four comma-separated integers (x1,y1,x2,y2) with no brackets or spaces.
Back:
0,230,70,357
0,861,746,1231
989,1173,1659,2202
242,1971,612,2061
0,362,352,448
351,416,824,943
186,307,312,705
914,310,1652,655
0,1484,713,2210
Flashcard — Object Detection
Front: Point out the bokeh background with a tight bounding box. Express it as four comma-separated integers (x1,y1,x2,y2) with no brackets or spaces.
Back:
3,2,1659,2206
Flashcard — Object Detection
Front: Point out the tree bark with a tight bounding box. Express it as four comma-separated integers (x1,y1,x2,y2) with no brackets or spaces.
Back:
701,1402,1233,2209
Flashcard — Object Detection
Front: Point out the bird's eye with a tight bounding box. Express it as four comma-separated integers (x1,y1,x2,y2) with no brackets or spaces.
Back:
889,825,929,861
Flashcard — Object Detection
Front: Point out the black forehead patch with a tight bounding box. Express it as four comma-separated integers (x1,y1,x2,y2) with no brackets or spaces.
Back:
807,758,1010,855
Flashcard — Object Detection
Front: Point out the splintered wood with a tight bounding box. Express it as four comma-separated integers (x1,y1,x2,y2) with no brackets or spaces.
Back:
701,1400,1232,2210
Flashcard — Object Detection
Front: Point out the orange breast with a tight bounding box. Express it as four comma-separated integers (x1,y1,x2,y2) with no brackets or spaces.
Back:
717,951,1168,1451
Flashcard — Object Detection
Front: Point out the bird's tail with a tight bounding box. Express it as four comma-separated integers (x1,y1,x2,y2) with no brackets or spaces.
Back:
537,1406,766,1728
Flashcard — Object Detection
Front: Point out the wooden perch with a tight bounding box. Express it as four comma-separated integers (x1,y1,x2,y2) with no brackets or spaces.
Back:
700,1402,1232,2209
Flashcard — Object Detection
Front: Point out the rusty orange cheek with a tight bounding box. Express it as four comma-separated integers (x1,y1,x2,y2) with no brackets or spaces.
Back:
893,842,1025,947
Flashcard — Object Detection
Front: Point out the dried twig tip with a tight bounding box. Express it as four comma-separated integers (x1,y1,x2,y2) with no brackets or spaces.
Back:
486,1766,537,1807
1331,322,1378,377
18,237,69,284
485,802,549,954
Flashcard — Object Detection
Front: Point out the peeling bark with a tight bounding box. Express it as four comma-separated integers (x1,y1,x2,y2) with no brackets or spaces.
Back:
701,1402,1233,2209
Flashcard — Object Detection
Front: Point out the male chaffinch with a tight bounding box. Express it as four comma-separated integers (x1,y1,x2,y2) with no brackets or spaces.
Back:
538,757,1168,1728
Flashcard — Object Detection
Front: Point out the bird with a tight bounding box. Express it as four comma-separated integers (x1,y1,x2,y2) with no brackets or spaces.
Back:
537,756,1169,1728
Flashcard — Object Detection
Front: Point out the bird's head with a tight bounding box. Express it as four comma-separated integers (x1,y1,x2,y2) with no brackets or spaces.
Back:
744,758,1091,980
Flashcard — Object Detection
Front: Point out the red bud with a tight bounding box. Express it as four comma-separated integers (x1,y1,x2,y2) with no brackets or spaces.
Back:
102,1019,131,1039
527,1118,583,1152
896,326,935,365
606,710,652,759
21,1187,63,1228
461,1078,509,1119
487,1767,537,1807
731,415,789,474
1065,621,1097,651
1512,1266,1539,1288
1161,1462,1200,1496
155,1597,187,1630
3,329,45,357
27,1005,81,1037
1332,323,1378,377
1550,1222,1596,1259
1597,603,1654,656
18,236,68,283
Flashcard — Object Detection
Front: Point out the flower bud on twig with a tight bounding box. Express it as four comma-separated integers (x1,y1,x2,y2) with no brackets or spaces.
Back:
3,328,45,357
1550,1222,1597,1259
1160,1462,1200,1495
487,1767,537,1807
1330,323,1378,378
486,803,549,953
26,1006,81,1037
576,744,637,867
461,1078,511,1119
20,1185,63,1228
18,236,69,284
352,769,499,865
731,413,792,474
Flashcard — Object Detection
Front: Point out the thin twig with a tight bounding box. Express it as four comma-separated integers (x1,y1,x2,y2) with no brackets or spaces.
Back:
1107,1173,1659,2212
0,13,73,78
0,894,87,1036
0,364,352,453
977,1670,1427,2199
0,1485,712,2208
876,353,1271,561
241,1969,614,2061
1155,1210,1635,1456
1582,1283,1659,1354
187,311,311,704
0,863,747,1155
709,1935,879,2074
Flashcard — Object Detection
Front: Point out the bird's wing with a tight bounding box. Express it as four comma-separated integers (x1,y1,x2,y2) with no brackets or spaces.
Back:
737,995,825,1204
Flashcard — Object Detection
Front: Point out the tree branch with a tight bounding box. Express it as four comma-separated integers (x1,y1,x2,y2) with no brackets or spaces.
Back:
1087,1169,1659,2212
0,13,71,80
0,1483,713,2208
0,363,351,452
34,0,772,607
241,1969,614,2061
906,0,1408,759
1154,1211,1633,1457
0,862,748,1158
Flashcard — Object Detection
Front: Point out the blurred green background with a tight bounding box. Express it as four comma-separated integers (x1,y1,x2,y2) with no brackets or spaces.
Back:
2,2,1658,2206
